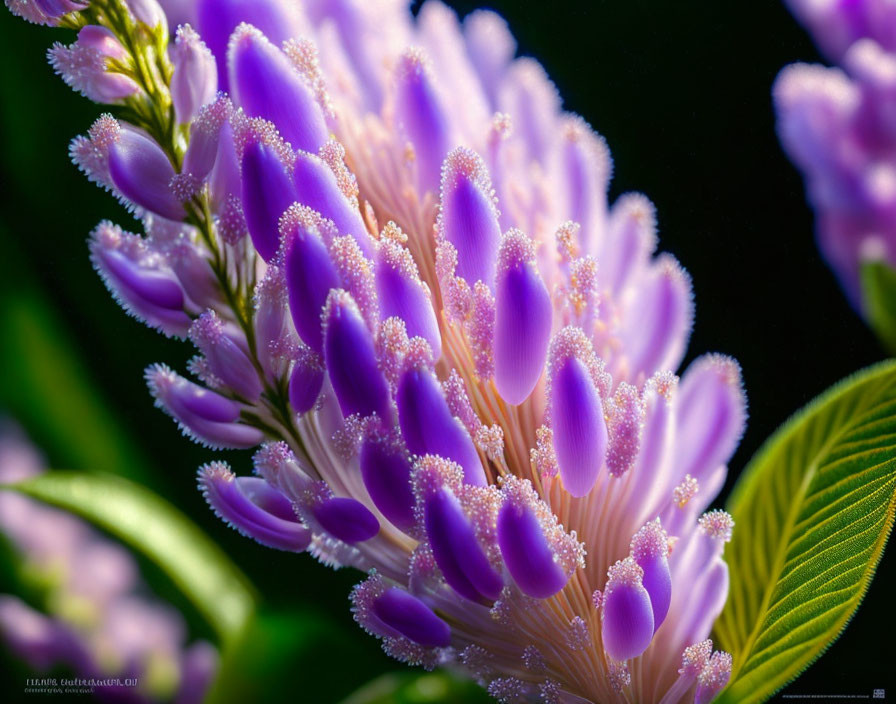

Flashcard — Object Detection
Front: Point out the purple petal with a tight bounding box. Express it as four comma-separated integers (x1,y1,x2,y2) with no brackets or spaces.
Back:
229,25,328,153
292,151,373,257
425,488,503,601
199,463,311,552
196,0,304,93
497,500,567,598
209,120,241,208
394,49,452,193
313,496,379,543
241,141,298,261
639,553,671,632
371,588,451,648
437,148,501,287
109,129,184,220
676,355,747,481
288,354,324,414
601,559,654,661
323,291,392,421
550,356,607,497
359,435,415,532
494,231,552,405
396,366,486,486
375,241,441,360
282,214,341,355
190,311,262,401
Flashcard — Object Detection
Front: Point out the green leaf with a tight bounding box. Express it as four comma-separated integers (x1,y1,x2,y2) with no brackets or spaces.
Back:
0,471,256,648
338,671,490,704
713,361,896,704
861,259,896,355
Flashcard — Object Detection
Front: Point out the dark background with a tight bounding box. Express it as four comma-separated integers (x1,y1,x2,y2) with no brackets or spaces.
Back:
0,0,890,701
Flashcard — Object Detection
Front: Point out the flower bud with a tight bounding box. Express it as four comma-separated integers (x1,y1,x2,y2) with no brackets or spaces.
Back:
172,25,217,125
189,310,262,401
198,462,311,551
146,364,264,449
374,230,441,360
312,496,380,543
90,221,191,337
108,128,185,220
48,26,140,104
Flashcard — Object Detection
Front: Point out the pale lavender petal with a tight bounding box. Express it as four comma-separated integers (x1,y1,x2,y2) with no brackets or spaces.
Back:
619,254,693,378
171,24,217,124
394,48,452,194
676,355,747,482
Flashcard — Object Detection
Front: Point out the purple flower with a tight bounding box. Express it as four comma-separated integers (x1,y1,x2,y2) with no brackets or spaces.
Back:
776,0,896,318
7,1,746,700
0,425,218,703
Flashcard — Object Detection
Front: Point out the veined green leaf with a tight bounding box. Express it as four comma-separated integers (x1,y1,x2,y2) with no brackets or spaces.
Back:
861,259,896,355
713,361,896,704
0,471,256,647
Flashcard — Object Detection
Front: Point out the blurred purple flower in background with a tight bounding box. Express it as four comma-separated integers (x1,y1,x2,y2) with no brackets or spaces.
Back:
776,0,896,338
0,424,218,703
4,0,748,700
